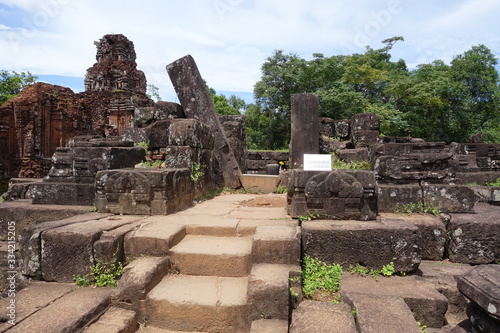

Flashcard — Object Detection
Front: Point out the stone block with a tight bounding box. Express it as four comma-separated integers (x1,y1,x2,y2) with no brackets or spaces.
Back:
351,130,379,148
448,204,500,264
351,113,380,131
335,148,370,163
289,301,357,333
456,265,500,321
341,273,449,328
247,264,300,320
380,213,446,261
239,174,280,194
115,256,171,304
41,216,140,282
84,307,138,333
466,302,500,333
32,183,96,205
302,218,422,273
124,222,186,258
423,184,476,213
334,119,350,139
146,119,215,150
377,184,423,212
252,225,301,265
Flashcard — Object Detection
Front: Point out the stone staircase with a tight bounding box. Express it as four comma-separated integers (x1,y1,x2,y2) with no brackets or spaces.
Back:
0,193,484,332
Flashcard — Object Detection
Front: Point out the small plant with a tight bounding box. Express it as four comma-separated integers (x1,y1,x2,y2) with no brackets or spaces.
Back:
302,255,343,302
88,205,97,213
73,255,126,287
136,141,149,149
297,212,319,222
394,202,441,216
347,261,396,280
275,185,287,194
486,178,500,187
417,321,428,333
331,154,371,170
190,162,204,182
141,160,163,168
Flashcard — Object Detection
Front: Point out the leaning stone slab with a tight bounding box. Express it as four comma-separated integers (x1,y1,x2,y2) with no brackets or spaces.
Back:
302,218,422,273
448,203,500,264
456,265,500,321
5,286,111,333
344,292,422,333
289,300,357,333
341,273,449,328
20,212,111,278
167,55,241,188
380,213,446,261
41,216,144,282
83,306,138,333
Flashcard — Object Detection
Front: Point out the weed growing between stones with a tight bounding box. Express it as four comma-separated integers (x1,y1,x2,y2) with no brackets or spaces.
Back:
347,262,395,280
418,321,428,333
73,255,127,287
190,162,204,181
394,202,441,216
297,212,320,222
486,177,500,187
275,185,288,194
301,255,343,302
331,154,372,170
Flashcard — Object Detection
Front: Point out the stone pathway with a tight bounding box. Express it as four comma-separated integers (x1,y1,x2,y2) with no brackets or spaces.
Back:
0,194,482,332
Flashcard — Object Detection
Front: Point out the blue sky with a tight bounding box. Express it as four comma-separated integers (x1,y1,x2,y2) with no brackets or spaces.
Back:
1,0,500,104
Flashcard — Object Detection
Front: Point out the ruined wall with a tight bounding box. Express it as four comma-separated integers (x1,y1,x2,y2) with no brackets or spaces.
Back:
0,34,156,179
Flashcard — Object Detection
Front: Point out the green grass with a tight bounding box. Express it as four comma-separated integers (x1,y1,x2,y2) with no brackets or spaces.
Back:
302,255,342,301
73,255,127,287
331,154,371,170
394,202,441,216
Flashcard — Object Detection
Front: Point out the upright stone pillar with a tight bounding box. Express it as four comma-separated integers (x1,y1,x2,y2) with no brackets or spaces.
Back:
166,55,242,188
290,93,320,169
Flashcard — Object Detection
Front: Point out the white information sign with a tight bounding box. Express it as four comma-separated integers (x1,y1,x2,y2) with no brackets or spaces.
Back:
303,154,332,171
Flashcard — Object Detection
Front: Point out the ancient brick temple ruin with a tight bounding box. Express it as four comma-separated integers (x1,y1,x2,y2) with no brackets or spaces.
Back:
1,33,500,333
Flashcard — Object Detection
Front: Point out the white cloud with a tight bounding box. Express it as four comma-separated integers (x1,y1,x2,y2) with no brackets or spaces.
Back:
0,0,499,100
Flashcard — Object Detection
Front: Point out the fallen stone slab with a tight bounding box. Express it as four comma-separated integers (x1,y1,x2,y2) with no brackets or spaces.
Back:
4,285,112,333
345,292,422,333
380,213,446,260
302,217,422,273
456,265,500,321
418,260,473,327
145,275,250,332
83,307,138,333
0,199,91,241
448,203,500,264
114,256,171,305
466,302,500,333
247,263,301,321
0,281,74,331
340,273,448,328
289,300,357,333
41,215,145,282
20,212,112,278
250,319,289,333
169,235,253,277
252,225,301,265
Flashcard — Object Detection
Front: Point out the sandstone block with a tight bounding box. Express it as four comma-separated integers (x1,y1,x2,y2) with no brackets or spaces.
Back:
302,218,422,273
252,225,301,265
423,184,476,213
448,203,500,264
289,301,357,333
377,184,423,212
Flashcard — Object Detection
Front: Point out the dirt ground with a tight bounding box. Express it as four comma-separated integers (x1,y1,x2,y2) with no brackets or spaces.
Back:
239,193,287,207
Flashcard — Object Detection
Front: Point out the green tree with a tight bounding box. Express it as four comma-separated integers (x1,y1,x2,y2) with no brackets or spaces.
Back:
0,70,38,106
146,83,162,101
204,81,241,115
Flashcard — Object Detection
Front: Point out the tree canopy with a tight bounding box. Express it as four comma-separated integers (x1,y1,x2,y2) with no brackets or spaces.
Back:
249,39,500,149
0,70,38,106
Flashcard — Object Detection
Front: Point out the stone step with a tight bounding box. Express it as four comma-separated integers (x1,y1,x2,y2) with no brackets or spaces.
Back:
250,319,289,332
84,307,138,333
247,263,301,321
169,235,253,277
145,275,250,332
340,273,449,328
345,293,423,333
0,281,112,332
289,300,357,333
252,225,301,265
124,222,186,258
